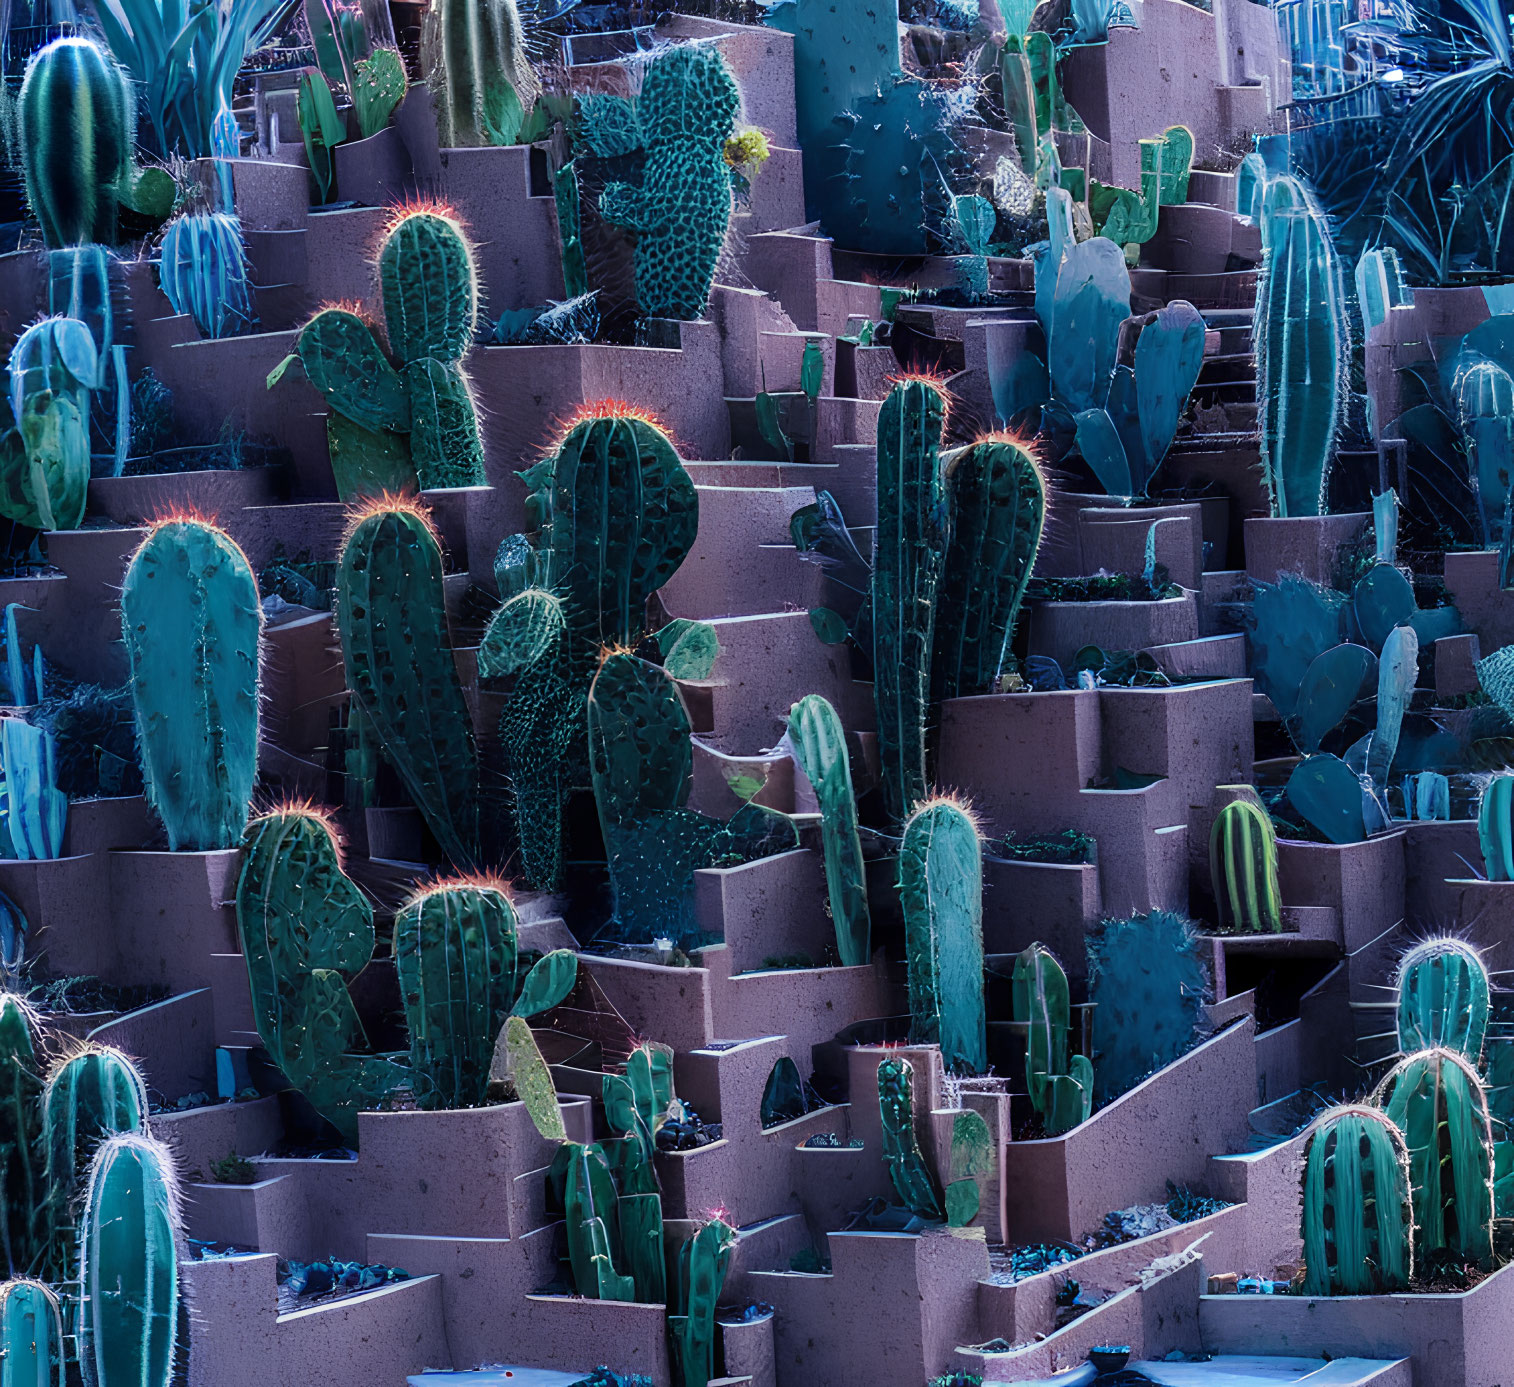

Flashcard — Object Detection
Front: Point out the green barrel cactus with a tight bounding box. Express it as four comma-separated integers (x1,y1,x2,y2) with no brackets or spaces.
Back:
422,0,539,147
1397,939,1490,1062
787,695,869,967
0,997,42,1277
236,806,403,1144
277,208,484,490
1375,1048,1495,1270
1209,798,1283,934
877,1056,943,1221
1011,943,1093,1135
337,500,479,868
1479,774,1514,881
669,1216,737,1387
0,1279,63,1387
77,1133,179,1387
18,37,174,249
932,436,1046,701
873,378,949,822
121,519,261,852
393,879,575,1109
599,44,740,320
1301,1105,1412,1294
900,798,986,1075
559,1140,634,1301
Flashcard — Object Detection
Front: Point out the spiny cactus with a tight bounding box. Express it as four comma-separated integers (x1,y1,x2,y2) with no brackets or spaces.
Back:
876,1056,943,1221
0,998,41,1277
932,436,1046,700
277,208,483,490
1301,1105,1412,1295
669,1216,736,1387
236,807,403,1144
899,798,986,1074
1481,774,1514,881
1397,939,1490,1062
337,499,479,867
18,37,174,249
1375,1048,1495,1269
4,315,97,532
0,1279,63,1387
601,1043,672,1303
1011,943,1093,1135
121,518,261,851
599,44,740,320
873,378,949,822
157,212,254,339
422,0,540,147
787,695,869,967
559,1140,635,1301
1209,797,1283,934
77,1133,179,1387
1454,358,1514,551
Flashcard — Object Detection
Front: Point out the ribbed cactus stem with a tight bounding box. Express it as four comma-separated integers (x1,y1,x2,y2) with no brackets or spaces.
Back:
1010,943,1092,1135
1209,797,1283,934
422,0,540,147
1301,1105,1412,1294
560,1141,634,1301
1479,774,1514,881
0,998,41,1277
671,1217,737,1387
0,1279,64,1387
1397,939,1490,1062
876,1056,943,1221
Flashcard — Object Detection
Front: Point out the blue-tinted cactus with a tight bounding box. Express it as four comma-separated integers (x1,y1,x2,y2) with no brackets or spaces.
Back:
0,719,67,861
157,212,254,339
1403,771,1451,821
4,315,97,531
876,1056,943,1220
599,45,740,320
1480,774,1514,881
1397,939,1490,1062
0,998,42,1277
1454,356,1514,552
1301,1105,1412,1294
1011,943,1093,1134
121,519,261,851
0,1279,63,1387
422,0,539,147
1209,797,1282,934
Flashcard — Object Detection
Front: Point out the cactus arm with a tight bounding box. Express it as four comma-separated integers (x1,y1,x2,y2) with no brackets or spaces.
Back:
294,307,412,434
876,1057,944,1220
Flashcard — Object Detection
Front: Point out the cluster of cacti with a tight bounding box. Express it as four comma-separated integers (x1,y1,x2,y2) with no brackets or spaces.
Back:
393,878,576,1109
600,1044,672,1303
598,44,740,320
121,518,261,851
336,499,479,867
1011,944,1093,1134
1402,770,1451,821
1208,796,1283,933
875,1055,991,1228
1088,126,1193,250
4,315,97,531
274,208,484,491
156,212,254,339
422,0,540,147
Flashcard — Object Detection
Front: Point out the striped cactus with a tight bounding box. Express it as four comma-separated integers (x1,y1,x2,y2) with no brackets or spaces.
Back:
421,0,540,147
1301,1105,1411,1294
1480,774,1514,881
1397,939,1489,1062
1208,797,1282,934
157,212,254,339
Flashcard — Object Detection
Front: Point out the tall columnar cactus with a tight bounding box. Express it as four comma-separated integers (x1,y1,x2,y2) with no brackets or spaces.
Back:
18,37,174,249
278,209,484,489
601,1043,671,1303
876,1056,943,1221
1011,943,1093,1135
1480,774,1514,881
1208,797,1283,934
1454,358,1514,551
899,798,986,1075
787,695,869,967
422,0,540,147
121,519,260,851
0,1279,63,1387
560,1140,634,1301
337,500,479,867
932,436,1046,700
1301,1105,1412,1295
0,998,41,1277
1375,1048,1495,1269
1256,176,1344,517
77,1133,179,1387
669,1216,737,1387
236,807,402,1144
599,44,740,320
873,378,949,821
4,315,97,532
1397,939,1490,1062
42,1047,146,1248
393,879,575,1109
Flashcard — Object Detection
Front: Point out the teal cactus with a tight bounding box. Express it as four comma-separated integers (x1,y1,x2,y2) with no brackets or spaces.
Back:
1011,943,1093,1135
1479,774,1514,881
669,1217,737,1387
601,1043,671,1303
1301,1105,1412,1295
421,0,539,147
932,436,1046,701
1287,753,1369,845
603,1043,674,1168
1256,177,1344,517
275,209,483,490
18,37,174,249
5,315,97,532
1375,1048,1495,1270
1209,797,1283,934
0,998,41,1278
899,798,986,1074
873,378,948,822
235,806,403,1144
1454,357,1514,551
157,212,254,339
599,44,740,320
0,718,67,861
337,500,479,867
876,1056,943,1221
1404,771,1451,821
787,695,869,967
393,879,576,1110
121,519,261,851
1397,939,1490,1062
944,1109,994,1227
0,1280,62,1387
77,1133,179,1387
559,1140,634,1301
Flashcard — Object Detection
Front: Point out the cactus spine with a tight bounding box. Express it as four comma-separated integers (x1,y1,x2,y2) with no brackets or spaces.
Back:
873,379,949,822
0,1280,63,1387
77,1133,180,1387
0,998,41,1277
1209,797,1283,934
1301,1105,1412,1294
1479,774,1514,881
1011,943,1093,1134
899,799,986,1074
121,519,261,851
422,0,540,147
1397,939,1490,1062
1375,1048,1495,1270
669,1216,736,1387
787,695,869,967
932,437,1046,701
337,501,479,867
876,1056,943,1221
